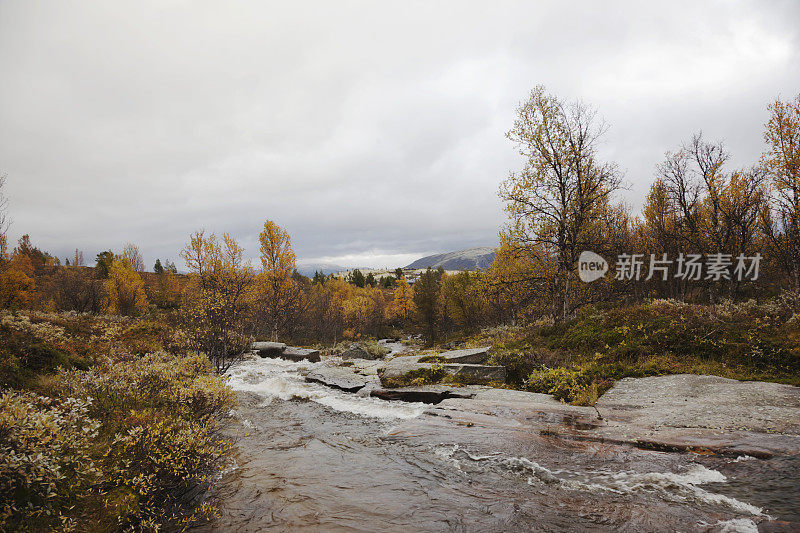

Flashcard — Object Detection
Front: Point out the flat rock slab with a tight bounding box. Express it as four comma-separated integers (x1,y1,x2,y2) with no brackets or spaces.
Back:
380,354,426,378
423,374,800,457
443,363,505,382
438,346,491,364
280,347,321,363
597,374,800,435
371,385,480,404
306,366,379,392
380,355,505,385
346,359,382,376
252,341,287,356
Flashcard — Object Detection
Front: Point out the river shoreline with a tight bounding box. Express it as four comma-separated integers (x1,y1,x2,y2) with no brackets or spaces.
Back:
191,354,800,532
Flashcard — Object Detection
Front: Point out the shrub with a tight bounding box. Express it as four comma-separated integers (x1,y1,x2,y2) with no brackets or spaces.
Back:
54,351,235,529
525,366,593,404
0,391,101,532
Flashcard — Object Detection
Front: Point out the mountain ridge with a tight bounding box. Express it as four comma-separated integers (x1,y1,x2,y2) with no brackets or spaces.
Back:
404,246,496,271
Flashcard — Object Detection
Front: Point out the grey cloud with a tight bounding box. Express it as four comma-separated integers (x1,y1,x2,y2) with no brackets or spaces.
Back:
1,1,798,269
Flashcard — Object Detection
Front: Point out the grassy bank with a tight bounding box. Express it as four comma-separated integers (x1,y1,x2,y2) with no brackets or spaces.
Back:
0,311,234,532
466,296,800,405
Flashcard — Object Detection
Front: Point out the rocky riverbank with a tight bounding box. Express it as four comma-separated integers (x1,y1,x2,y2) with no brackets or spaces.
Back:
212,340,800,531
245,339,800,458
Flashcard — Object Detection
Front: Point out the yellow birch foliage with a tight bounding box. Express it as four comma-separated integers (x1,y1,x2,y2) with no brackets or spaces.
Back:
105,258,149,315
392,276,415,325
257,220,301,339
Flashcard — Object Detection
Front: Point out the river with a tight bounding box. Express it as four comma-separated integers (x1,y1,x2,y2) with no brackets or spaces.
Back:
193,352,800,532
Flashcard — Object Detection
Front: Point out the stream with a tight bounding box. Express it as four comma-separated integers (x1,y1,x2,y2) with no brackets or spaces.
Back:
193,347,800,532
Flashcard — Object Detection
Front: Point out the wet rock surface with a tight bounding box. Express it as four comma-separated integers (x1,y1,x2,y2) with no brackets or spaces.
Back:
305,366,379,392
379,352,505,385
437,346,492,363
250,342,321,362
251,341,287,356
370,385,481,404
341,344,379,360
597,374,800,435
423,375,800,458
279,347,321,363
216,356,800,532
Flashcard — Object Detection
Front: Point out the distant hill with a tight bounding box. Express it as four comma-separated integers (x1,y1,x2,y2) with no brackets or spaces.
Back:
405,246,496,271
295,263,348,277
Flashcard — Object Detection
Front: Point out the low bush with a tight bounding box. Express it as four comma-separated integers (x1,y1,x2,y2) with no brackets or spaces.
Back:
0,311,236,531
0,391,101,532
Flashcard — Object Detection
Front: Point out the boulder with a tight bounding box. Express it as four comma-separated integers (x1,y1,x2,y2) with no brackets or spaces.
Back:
379,354,506,385
252,341,287,357
306,366,379,392
341,344,380,360
279,347,321,363
371,385,478,404
438,346,491,364
380,354,427,379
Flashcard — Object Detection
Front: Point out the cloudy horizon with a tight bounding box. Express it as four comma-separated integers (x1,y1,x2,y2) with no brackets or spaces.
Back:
1,1,798,271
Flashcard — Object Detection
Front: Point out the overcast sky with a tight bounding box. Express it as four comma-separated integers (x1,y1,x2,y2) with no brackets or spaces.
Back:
1,1,798,270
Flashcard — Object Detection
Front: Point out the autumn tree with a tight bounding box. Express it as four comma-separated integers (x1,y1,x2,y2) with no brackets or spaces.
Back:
762,93,800,291
441,271,485,332
341,286,385,337
105,257,149,315
0,173,9,259
305,277,350,342
0,183,35,309
656,133,768,300
151,268,181,309
484,238,552,322
413,267,443,344
499,86,622,320
0,266,34,309
181,230,255,372
257,220,302,340
122,243,145,272
72,249,84,267
392,276,415,326
50,267,105,313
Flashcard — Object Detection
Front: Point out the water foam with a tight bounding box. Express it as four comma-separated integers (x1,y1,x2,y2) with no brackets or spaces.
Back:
435,446,766,518
596,465,765,516
712,518,759,533
226,357,426,420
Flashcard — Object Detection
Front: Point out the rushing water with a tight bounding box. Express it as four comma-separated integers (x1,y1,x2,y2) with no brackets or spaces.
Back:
193,353,800,532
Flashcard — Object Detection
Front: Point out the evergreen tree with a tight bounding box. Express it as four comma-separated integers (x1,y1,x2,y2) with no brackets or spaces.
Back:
348,269,366,288
95,251,114,279
153,258,164,274
413,267,443,344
